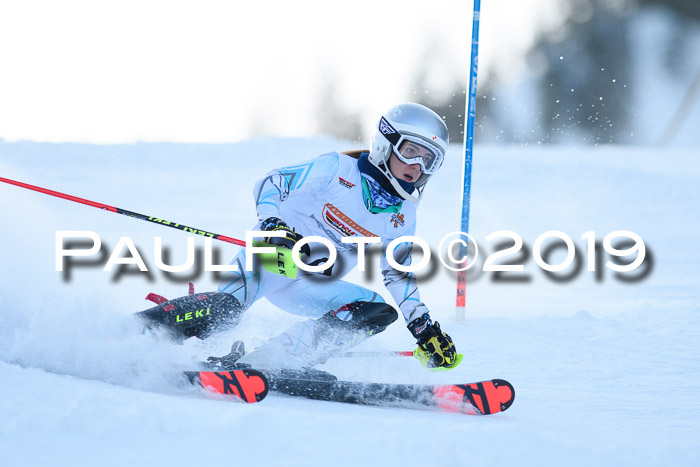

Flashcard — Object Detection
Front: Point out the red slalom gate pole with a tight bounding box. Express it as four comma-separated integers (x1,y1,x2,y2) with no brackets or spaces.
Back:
0,176,246,247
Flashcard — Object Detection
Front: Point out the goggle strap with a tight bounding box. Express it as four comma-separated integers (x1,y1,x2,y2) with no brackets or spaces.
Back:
379,117,401,146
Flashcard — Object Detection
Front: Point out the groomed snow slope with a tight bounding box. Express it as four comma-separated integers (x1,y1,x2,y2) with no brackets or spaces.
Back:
1,139,698,466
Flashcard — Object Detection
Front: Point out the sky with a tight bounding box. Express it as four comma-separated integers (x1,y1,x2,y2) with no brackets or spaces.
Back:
0,0,562,144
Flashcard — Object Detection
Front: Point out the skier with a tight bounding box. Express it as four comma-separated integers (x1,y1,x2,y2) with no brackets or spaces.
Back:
138,103,457,370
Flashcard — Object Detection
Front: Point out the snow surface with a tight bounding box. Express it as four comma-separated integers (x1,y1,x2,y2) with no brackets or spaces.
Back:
1,138,699,466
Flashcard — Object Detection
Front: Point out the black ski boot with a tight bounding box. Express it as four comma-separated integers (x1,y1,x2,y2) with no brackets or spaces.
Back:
202,340,247,370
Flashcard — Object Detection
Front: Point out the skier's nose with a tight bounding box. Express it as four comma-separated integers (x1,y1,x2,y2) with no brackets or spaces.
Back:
407,163,421,175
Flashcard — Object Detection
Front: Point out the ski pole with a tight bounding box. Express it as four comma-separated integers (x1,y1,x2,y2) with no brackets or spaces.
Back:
333,350,464,371
336,351,415,358
0,176,245,246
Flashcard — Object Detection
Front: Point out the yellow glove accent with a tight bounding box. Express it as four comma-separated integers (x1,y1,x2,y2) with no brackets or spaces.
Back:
417,330,457,368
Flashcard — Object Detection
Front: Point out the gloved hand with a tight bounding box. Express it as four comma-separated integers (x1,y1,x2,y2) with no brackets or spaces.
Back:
260,217,310,256
408,313,457,369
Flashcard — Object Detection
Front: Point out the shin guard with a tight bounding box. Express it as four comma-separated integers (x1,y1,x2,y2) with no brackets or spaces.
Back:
136,291,242,340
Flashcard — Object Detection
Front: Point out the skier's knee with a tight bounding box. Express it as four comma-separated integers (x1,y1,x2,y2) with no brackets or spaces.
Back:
135,291,243,340
331,301,398,335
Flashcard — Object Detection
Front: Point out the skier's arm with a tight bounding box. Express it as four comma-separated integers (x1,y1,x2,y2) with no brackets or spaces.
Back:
380,232,428,324
252,153,339,223
381,232,457,369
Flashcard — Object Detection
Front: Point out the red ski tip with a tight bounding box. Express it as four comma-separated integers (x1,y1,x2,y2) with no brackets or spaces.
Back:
197,370,269,403
434,379,515,415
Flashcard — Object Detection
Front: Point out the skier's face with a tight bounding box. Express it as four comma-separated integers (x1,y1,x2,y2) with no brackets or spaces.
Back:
389,152,422,183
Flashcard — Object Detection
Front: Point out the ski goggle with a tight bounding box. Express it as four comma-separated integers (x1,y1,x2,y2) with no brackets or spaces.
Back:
393,137,443,175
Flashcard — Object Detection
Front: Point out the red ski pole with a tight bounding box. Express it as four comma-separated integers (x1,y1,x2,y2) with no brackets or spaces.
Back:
335,349,464,370
337,351,416,358
0,176,245,246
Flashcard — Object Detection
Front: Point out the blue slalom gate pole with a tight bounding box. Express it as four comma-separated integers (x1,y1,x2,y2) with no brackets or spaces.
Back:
456,0,481,323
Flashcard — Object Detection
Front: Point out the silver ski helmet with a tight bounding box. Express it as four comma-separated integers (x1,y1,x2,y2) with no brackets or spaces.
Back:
369,103,449,202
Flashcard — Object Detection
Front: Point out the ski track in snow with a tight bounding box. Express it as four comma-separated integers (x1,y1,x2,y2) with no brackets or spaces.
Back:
1,138,699,466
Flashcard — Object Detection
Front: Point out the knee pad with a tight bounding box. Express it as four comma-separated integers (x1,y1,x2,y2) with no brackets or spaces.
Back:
135,291,242,340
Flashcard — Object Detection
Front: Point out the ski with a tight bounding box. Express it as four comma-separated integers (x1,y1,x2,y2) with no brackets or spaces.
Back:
262,371,514,415
187,343,513,414
186,367,514,414
184,369,269,403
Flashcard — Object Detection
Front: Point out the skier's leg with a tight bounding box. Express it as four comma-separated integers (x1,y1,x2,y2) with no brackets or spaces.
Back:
136,245,289,340
236,279,398,369
217,245,292,311
136,291,243,341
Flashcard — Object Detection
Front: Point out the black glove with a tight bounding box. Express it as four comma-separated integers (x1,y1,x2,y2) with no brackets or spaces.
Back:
408,313,457,368
260,217,310,256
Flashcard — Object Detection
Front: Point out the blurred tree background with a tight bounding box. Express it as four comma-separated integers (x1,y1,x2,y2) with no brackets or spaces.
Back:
343,0,700,146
